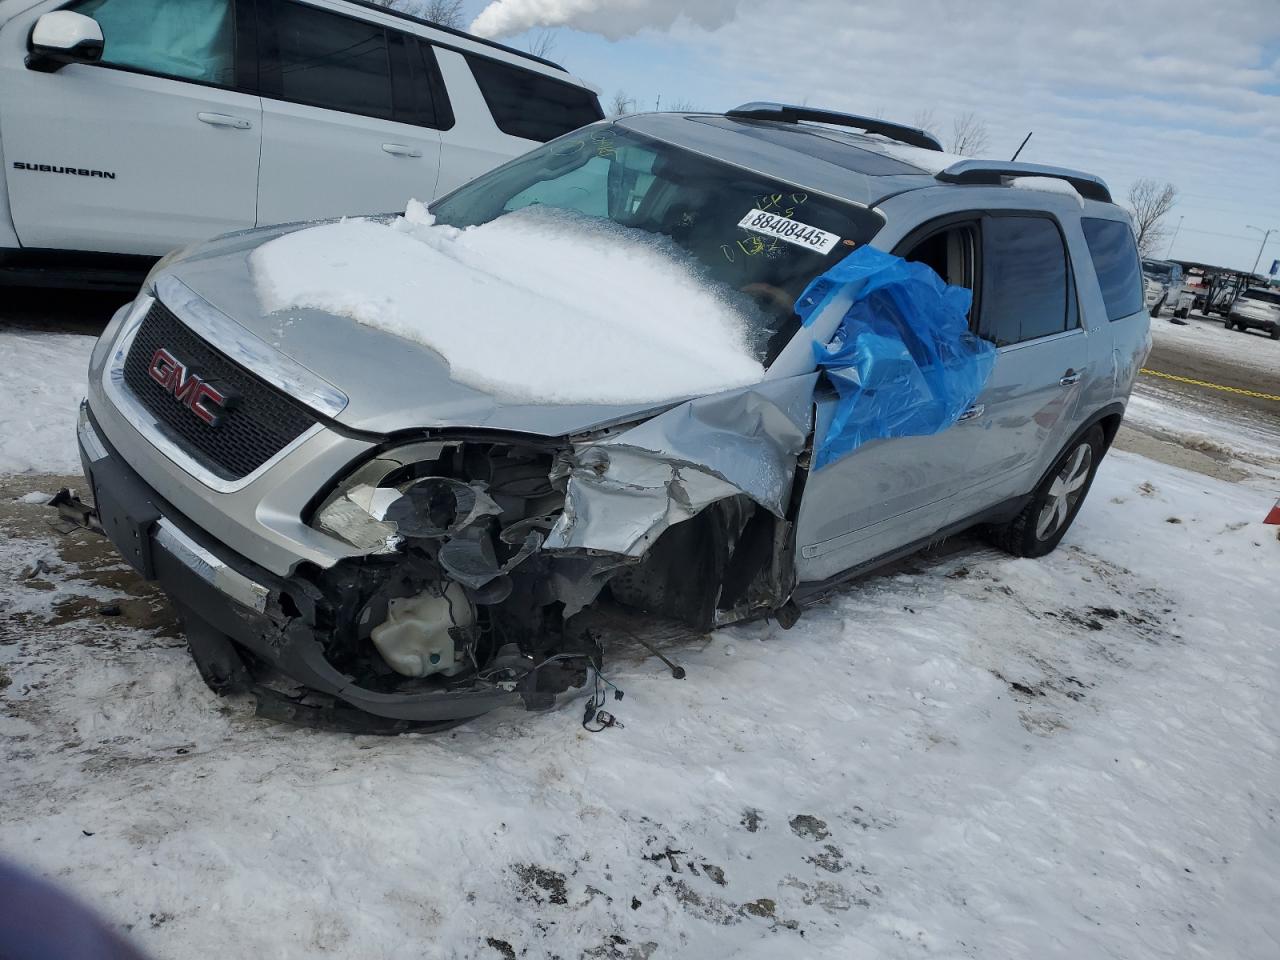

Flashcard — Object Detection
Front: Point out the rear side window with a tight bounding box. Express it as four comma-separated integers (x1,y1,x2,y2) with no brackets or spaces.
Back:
979,216,1074,346
466,56,604,141
1083,219,1146,320
66,0,236,86
262,0,394,119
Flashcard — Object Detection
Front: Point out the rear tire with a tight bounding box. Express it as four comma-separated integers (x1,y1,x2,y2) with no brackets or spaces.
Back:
1271,328,1279,341
985,427,1105,559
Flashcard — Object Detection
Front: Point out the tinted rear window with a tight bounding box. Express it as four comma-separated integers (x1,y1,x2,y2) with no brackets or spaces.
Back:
466,56,603,141
1084,218,1144,320
1243,288,1280,305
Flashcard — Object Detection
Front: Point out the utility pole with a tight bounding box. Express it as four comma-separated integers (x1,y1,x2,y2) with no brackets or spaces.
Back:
1165,216,1183,259
1246,225,1276,279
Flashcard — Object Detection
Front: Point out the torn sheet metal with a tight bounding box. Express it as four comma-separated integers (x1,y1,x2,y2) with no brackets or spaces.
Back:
544,377,816,557
801,246,995,469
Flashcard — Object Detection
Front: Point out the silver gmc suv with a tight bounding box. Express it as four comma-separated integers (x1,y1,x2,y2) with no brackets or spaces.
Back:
78,103,1151,730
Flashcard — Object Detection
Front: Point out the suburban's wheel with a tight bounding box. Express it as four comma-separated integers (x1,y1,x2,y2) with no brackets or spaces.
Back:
985,427,1105,559
1270,328,1279,340
1224,316,1234,328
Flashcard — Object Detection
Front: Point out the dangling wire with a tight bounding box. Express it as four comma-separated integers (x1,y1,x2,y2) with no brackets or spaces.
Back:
582,649,623,732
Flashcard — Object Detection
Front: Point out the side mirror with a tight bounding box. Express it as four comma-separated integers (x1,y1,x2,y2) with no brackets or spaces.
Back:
26,11,104,73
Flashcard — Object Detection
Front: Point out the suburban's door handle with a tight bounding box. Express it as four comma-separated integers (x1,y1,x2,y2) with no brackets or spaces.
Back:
382,143,422,158
1060,369,1082,385
958,404,985,422
197,112,252,129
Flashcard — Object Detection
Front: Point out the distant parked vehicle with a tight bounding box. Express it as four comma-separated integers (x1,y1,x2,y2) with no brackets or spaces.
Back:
0,0,603,289
1141,258,1190,318
1226,287,1280,339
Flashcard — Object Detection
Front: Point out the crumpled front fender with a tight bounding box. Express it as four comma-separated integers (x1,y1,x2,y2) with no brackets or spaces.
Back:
545,375,817,558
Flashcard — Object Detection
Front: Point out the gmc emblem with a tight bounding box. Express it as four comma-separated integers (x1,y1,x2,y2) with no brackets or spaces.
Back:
147,347,235,426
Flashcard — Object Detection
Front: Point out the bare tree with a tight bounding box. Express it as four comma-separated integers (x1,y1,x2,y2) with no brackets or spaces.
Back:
371,0,465,29
525,29,557,59
609,89,636,117
1126,178,1179,258
949,112,990,157
666,98,699,112
911,108,939,139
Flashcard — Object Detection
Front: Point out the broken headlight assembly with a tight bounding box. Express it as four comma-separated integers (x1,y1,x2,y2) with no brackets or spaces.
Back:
307,438,573,684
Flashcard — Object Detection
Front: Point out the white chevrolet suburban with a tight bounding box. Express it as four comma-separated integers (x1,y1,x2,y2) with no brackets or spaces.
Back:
0,0,602,288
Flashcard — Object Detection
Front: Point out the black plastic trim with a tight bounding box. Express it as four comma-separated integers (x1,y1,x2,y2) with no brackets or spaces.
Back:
0,248,155,291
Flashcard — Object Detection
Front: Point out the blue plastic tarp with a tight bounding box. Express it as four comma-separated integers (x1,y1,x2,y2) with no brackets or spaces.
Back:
795,245,996,470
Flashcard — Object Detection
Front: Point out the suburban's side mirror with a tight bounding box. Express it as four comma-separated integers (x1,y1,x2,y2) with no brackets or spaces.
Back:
26,11,104,73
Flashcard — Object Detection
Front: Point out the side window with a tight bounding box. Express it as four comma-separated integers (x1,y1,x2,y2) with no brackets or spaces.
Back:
65,0,236,85
899,222,978,291
1081,219,1143,321
388,34,455,130
465,56,605,142
261,0,393,120
979,216,1073,346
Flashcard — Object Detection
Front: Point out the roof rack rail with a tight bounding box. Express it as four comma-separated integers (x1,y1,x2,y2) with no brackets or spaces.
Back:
341,0,568,72
935,159,1112,203
725,102,943,152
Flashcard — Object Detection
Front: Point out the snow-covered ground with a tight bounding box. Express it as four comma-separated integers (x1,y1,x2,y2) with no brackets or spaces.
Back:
1,325,1278,959
0,329,94,474
1148,312,1280,380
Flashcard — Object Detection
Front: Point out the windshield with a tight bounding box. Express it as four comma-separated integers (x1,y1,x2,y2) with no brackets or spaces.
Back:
1142,260,1172,280
430,124,885,364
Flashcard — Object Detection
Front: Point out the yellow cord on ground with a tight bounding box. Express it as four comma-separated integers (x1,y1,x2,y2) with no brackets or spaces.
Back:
1139,368,1280,403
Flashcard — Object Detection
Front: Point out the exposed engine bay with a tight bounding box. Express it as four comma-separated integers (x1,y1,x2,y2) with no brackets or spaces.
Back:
292,432,802,717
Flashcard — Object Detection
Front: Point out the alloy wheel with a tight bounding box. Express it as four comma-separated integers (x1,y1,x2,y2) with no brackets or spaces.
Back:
1036,442,1093,541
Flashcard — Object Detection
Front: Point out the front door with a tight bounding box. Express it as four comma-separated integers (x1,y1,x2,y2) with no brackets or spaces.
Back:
254,0,443,224
948,214,1089,519
793,220,982,586
0,0,261,255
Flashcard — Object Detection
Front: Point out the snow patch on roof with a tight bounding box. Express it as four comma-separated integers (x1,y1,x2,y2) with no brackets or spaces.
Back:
865,137,969,175
250,202,764,406
1009,176,1085,206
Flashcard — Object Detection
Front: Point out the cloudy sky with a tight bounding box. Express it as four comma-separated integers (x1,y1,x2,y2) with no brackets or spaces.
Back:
445,0,1278,272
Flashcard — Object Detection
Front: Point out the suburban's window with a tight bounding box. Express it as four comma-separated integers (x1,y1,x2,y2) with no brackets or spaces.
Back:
1083,219,1145,320
388,34,454,129
66,0,235,85
465,56,604,141
262,0,393,120
979,216,1072,346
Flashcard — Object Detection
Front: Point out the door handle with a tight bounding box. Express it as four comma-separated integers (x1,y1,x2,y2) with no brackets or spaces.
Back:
382,143,422,158
1060,369,1082,386
958,403,984,422
197,112,252,129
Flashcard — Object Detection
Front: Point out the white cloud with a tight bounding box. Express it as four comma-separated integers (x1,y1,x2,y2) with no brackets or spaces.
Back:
628,0,1280,269
470,0,742,40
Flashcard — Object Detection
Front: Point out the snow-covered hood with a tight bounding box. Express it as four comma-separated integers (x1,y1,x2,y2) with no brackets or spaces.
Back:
159,216,754,438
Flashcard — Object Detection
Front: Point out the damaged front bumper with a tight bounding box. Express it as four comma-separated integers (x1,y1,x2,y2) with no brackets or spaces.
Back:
78,405,531,729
